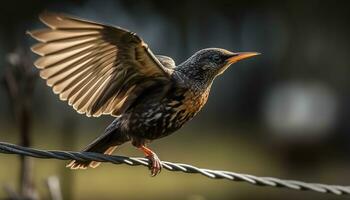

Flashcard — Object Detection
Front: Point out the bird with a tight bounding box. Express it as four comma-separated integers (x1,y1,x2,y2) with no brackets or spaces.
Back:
28,12,259,176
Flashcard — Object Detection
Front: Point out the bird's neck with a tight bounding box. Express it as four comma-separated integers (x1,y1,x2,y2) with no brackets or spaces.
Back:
173,70,213,95
175,62,215,92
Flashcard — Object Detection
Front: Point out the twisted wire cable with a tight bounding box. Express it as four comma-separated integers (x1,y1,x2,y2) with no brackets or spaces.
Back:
0,142,349,195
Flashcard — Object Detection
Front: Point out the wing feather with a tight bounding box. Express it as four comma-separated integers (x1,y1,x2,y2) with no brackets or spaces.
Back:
29,12,172,117
27,29,100,43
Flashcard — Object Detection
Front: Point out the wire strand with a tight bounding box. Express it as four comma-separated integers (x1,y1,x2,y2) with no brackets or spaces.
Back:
0,142,349,195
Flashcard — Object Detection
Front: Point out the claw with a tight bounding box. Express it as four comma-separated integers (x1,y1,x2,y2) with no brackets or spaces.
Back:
147,153,162,176
138,145,162,176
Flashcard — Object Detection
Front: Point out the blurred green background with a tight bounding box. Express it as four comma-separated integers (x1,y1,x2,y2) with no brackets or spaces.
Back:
0,0,349,199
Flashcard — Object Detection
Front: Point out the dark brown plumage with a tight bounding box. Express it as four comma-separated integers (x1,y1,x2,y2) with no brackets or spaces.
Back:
28,12,259,176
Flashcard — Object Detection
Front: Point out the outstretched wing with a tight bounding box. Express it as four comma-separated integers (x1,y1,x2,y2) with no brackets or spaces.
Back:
28,12,173,117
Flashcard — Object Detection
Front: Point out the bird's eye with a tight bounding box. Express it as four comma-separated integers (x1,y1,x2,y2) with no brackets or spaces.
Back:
212,55,221,62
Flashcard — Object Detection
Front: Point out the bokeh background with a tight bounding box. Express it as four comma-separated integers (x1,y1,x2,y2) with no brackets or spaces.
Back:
0,0,349,199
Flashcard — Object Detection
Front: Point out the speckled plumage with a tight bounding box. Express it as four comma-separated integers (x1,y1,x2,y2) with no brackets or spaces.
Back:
28,12,259,175
124,70,211,141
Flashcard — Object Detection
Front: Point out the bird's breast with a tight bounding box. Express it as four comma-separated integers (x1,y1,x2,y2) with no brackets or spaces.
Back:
127,86,210,140
170,89,209,118
155,88,210,135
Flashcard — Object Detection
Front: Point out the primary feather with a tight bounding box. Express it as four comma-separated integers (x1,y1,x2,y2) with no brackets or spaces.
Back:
28,12,173,117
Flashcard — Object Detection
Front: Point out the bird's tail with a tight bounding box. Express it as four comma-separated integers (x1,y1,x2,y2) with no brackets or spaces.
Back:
66,119,128,169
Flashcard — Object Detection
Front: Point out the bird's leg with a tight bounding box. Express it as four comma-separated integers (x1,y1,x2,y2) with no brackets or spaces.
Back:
138,145,162,176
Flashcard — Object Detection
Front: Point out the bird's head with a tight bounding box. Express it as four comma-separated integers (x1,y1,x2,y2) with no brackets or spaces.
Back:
177,48,260,88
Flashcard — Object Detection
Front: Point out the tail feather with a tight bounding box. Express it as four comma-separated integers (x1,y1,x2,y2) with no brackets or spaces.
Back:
89,145,118,168
66,118,128,170
66,145,118,169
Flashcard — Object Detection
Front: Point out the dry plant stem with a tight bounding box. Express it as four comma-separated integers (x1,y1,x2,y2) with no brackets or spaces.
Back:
3,50,38,200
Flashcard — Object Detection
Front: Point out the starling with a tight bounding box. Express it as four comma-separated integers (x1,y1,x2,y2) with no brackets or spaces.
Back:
28,12,259,176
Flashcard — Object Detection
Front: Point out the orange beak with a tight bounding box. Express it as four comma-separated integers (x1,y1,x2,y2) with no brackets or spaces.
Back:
226,52,260,64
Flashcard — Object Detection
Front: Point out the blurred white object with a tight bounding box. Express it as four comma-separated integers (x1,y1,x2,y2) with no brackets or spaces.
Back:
6,52,21,66
264,81,338,139
46,176,62,200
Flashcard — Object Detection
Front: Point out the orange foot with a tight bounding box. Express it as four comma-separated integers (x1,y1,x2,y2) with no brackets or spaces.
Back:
139,145,162,176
